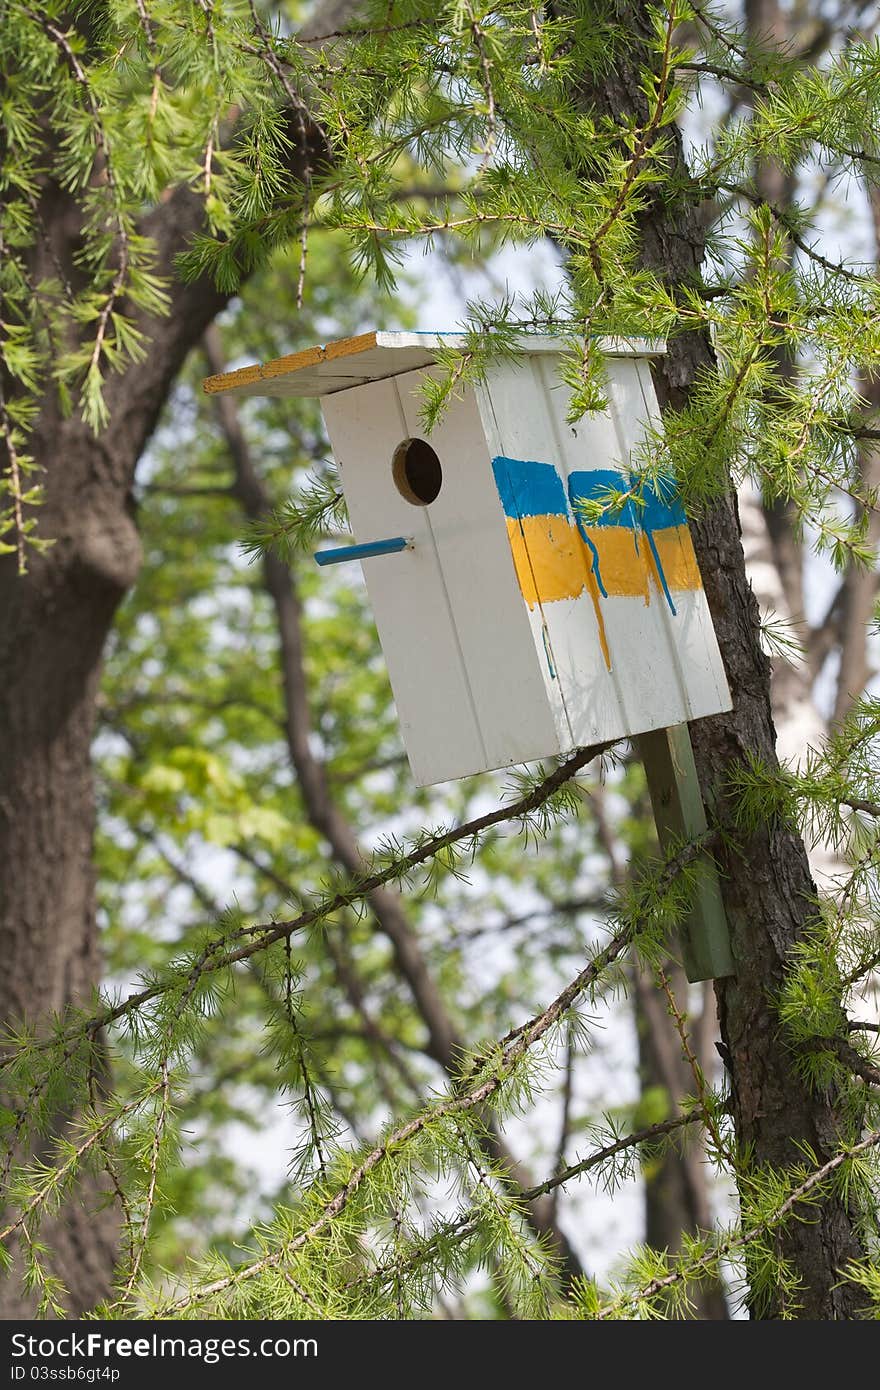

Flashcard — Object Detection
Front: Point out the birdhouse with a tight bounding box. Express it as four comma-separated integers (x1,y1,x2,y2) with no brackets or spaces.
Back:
204,331,731,788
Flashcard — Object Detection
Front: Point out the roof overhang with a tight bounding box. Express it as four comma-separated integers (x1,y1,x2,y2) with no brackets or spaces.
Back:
202,330,667,401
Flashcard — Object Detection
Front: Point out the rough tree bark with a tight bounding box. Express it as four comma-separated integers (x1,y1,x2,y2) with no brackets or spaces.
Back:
553,0,870,1317
0,19,333,1316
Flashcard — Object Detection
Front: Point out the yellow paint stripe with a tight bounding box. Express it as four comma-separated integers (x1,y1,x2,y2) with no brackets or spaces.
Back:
505,517,703,609
518,517,652,601
203,332,379,395
506,523,538,607
581,528,650,602
506,516,586,606
649,525,703,592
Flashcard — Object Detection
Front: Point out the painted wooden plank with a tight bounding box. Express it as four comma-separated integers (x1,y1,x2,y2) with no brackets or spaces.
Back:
203,339,360,396
525,354,643,744
600,358,729,727
477,355,638,743
473,352,731,748
553,355,692,738
539,353,730,735
637,724,735,982
320,377,488,786
391,368,564,770
631,358,731,719
609,361,729,722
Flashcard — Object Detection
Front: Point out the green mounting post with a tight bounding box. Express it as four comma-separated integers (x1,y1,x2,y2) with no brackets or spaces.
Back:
636,723,735,983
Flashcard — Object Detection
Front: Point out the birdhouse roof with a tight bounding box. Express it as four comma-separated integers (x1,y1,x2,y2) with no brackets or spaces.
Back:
202,330,665,401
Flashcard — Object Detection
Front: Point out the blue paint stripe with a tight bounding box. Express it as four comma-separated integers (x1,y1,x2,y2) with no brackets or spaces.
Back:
568,470,639,531
567,470,686,530
566,469,685,615
645,530,677,615
581,532,608,598
492,456,570,519
641,475,687,531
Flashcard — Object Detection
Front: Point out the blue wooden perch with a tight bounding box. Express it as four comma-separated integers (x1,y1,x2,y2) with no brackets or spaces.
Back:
315,536,412,567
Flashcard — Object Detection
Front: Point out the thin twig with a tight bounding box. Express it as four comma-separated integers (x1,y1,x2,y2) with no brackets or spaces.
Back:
88,1054,137,1277
0,1084,163,1245
549,1020,576,1222
281,1269,324,1314
800,1035,880,1088
657,966,735,1167
586,0,679,280
344,1107,708,1298
118,1060,171,1302
284,934,329,1181
155,919,636,1314
0,385,27,573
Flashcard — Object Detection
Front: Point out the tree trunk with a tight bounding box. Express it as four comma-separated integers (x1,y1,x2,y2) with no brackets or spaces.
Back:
556,0,869,1317
0,97,328,1315
834,189,880,724
0,193,227,1315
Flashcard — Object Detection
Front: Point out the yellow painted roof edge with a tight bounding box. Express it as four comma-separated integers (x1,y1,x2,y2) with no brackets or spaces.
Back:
202,330,667,397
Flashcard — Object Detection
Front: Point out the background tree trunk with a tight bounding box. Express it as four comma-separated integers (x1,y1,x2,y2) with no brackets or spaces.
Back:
594,788,728,1318
634,971,729,1319
0,196,227,1315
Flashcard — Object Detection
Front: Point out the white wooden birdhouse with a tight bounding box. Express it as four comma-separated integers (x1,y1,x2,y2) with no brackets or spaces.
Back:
205,331,732,788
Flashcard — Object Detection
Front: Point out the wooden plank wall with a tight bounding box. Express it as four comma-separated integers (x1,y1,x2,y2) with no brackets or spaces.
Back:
475,356,730,747
320,350,730,786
